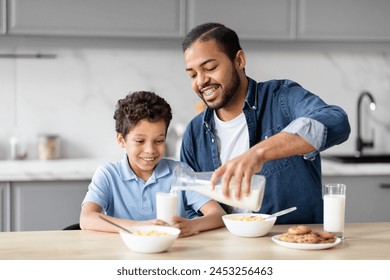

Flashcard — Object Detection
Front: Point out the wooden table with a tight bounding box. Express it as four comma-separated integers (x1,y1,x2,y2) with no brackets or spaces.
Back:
0,223,389,260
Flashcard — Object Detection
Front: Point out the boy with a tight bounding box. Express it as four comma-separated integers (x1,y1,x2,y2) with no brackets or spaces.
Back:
80,91,225,237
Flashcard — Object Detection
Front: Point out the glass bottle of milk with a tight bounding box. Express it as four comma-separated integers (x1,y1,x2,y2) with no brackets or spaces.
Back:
170,166,265,212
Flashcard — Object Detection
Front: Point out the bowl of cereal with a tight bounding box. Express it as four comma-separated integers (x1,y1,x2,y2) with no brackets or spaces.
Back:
222,213,276,238
119,225,180,253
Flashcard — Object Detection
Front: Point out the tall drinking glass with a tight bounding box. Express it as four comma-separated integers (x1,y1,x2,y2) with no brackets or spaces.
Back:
323,183,346,240
156,192,178,225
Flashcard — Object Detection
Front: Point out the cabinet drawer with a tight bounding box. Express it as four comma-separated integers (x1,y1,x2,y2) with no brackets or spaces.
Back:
10,181,88,231
0,0,6,35
298,0,390,41
187,0,296,40
8,0,185,38
0,183,10,231
323,175,390,223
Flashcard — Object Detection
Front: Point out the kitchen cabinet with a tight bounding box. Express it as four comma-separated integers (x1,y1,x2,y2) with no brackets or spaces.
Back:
0,0,5,34
0,183,10,231
322,175,390,223
10,180,88,231
7,0,185,38
4,0,390,42
297,0,390,41
187,0,296,40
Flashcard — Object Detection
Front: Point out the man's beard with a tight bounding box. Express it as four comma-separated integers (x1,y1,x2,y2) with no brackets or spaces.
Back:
203,68,241,110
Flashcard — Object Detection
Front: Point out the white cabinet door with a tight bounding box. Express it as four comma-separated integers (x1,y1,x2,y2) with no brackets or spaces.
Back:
11,181,88,231
0,0,6,35
298,0,390,41
322,175,390,223
187,0,296,40
8,0,185,38
0,183,10,231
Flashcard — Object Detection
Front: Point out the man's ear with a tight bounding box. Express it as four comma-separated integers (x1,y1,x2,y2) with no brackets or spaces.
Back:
116,133,126,148
235,50,246,70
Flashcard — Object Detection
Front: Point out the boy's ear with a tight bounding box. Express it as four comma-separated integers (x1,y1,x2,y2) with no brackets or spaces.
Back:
116,133,126,148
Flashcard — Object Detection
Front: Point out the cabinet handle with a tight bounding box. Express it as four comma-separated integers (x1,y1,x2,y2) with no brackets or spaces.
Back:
380,184,390,189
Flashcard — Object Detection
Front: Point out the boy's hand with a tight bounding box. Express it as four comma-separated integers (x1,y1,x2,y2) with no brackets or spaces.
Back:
171,216,198,238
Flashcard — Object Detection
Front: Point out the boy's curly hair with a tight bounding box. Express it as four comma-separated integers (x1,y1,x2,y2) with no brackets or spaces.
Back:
113,91,172,138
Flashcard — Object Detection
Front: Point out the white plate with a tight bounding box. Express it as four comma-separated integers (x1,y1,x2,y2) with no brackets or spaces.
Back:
271,234,342,250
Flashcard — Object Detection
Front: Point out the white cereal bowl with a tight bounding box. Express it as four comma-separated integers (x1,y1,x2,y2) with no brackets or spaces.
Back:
222,213,276,238
119,225,180,253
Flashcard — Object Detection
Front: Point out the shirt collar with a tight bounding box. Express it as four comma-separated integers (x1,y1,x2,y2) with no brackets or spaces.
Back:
244,77,258,110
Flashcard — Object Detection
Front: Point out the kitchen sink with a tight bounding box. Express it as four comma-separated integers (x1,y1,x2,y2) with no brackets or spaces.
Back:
322,154,390,164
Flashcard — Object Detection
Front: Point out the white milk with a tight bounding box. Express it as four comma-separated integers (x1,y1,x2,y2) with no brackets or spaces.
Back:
324,194,345,233
156,192,178,225
171,185,263,211
170,167,266,212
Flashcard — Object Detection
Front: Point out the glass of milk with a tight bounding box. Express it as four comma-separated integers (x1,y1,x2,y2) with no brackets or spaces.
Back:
156,192,178,225
323,183,346,239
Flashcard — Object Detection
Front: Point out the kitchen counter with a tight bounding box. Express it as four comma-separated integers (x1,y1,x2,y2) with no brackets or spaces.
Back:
0,158,104,181
0,223,389,260
0,158,389,181
321,159,390,176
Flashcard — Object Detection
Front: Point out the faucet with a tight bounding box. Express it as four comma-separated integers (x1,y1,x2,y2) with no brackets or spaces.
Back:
356,91,376,157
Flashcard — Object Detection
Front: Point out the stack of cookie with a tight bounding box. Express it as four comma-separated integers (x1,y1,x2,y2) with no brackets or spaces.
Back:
279,225,336,244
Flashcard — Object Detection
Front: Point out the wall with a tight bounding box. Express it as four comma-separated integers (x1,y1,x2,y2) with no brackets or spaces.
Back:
1,36,390,161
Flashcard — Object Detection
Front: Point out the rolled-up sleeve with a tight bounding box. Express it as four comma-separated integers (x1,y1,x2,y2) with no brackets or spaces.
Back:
279,80,350,160
282,117,326,160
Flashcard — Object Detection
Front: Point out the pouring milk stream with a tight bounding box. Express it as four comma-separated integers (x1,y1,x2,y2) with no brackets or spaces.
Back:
170,166,266,211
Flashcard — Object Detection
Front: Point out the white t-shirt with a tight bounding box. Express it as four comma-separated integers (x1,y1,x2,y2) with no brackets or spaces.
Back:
213,111,249,164
213,111,250,213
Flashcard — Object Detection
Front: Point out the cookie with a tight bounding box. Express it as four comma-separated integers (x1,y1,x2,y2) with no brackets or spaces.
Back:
279,226,336,244
319,237,336,244
279,232,297,243
295,233,320,244
318,231,336,240
288,225,311,235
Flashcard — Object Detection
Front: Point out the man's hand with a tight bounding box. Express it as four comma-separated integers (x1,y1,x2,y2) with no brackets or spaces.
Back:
210,149,265,199
210,132,314,200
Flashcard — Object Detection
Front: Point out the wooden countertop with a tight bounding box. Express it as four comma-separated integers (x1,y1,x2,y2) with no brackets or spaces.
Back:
0,223,389,260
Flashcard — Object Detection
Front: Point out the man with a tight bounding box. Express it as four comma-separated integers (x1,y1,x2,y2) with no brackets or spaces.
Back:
180,23,350,224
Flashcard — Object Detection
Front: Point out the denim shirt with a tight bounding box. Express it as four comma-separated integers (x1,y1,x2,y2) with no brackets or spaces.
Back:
180,77,350,224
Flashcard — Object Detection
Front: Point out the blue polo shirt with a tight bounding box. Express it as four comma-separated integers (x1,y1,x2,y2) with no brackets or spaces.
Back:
82,155,211,220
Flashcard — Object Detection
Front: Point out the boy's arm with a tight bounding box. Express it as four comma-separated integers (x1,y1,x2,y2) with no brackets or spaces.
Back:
173,200,226,237
80,202,122,232
79,202,167,232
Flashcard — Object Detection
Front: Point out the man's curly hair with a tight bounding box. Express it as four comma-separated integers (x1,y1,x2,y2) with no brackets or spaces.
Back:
113,91,172,138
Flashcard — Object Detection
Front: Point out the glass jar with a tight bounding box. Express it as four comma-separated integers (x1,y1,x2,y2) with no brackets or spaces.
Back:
9,135,27,160
38,134,60,160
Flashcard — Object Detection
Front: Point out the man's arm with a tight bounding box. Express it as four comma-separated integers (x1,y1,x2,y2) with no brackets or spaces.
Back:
210,131,314,199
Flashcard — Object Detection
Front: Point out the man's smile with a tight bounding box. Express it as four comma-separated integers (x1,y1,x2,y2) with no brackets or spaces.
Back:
201,85,220,98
